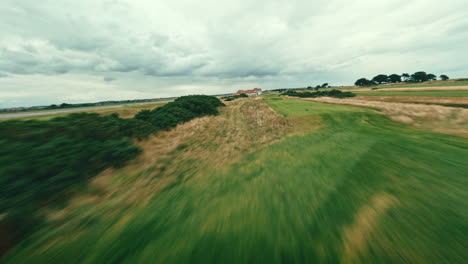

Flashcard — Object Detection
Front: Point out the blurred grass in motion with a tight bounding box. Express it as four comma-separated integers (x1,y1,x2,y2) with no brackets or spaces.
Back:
3,98,468,263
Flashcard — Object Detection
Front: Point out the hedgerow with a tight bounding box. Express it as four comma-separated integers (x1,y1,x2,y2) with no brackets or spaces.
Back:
281,89,355,98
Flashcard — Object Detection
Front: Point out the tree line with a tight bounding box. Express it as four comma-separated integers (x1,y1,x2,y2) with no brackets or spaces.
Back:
307,83,330,90
270,83,331,93
355,72,450,86
0,95,224,253
221,93,248,101
281,89,355,98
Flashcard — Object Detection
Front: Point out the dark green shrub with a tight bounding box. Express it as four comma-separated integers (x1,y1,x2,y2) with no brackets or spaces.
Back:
135,95,224,131
222,93,248,101
170,97,219,116
281,89,355,98
148,106,196,130
134,109,152,121
0,113,143,213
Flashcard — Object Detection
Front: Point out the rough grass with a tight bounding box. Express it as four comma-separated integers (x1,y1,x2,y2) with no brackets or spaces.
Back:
301,97,468,138
354,90,468,97
3,98,468,264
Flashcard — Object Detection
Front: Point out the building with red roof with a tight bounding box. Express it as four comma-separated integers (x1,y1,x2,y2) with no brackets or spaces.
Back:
232,88,262,96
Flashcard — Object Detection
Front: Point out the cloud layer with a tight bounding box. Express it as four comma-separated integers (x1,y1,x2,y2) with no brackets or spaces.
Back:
1,0,467,107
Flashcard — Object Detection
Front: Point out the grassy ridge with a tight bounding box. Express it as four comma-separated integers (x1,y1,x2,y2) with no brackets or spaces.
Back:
4,99,468,263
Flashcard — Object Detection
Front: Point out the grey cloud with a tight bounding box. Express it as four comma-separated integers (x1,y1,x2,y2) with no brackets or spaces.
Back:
0,0,467,107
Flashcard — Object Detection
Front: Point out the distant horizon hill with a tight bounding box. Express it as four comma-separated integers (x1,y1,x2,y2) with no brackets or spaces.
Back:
0,97,179,113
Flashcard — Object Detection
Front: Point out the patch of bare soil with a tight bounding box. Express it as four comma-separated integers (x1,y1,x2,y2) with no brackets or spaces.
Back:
341,193,399,264
301,97,468,138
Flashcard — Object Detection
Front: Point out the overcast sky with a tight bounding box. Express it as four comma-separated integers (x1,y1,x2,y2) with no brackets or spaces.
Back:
1,0,467,107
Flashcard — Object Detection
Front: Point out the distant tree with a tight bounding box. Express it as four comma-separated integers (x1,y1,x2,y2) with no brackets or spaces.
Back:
402,73,410,82
321,83,329,88
307,86,312,89
411,71,429,82
355,78,376,86
371,74,389,84
388,74,402,83
440,74,449,81
315,85,321,88
427,74,437,81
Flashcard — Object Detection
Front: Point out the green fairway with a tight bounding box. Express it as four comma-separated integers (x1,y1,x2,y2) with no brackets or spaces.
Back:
4,99,468,263
354,90,468,97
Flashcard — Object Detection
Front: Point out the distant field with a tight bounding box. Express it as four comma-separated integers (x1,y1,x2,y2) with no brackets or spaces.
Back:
4,98,468,263
2,102,164,120
354,90,468,97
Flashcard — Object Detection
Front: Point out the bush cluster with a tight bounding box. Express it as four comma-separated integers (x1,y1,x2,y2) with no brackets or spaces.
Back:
221,93,248,101
0,95,224,217
281,89,355,98
0,113,146,213
135,95,225,130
